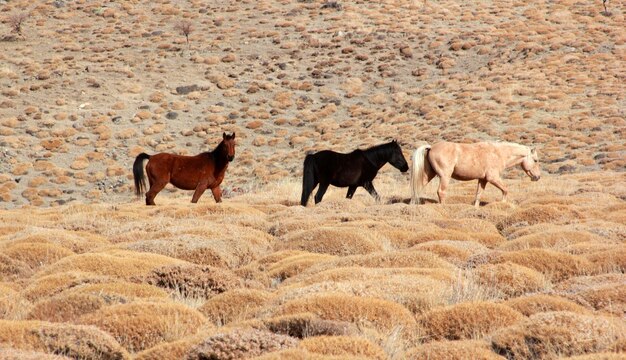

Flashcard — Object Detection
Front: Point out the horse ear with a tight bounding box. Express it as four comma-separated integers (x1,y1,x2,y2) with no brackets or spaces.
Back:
232,132,236,139
223,132,227,139
531,147,537,154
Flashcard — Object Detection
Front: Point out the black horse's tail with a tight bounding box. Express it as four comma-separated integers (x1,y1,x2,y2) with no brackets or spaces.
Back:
300,154,317,206
133,153,151,197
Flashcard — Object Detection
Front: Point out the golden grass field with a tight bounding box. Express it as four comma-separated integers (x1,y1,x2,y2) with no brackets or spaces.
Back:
0,0,625,359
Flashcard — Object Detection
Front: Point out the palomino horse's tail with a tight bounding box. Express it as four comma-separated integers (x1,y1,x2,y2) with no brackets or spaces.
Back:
410,145,432,204
133,153,151,197
300,154,316,206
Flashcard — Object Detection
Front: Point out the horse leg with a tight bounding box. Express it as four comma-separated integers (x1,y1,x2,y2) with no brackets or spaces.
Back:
437,176,450,204
346,185,357,199
474,179,488,207
487,177,508,203
211,186,222,203
191,181,209,203
314,182,330,204
145,180,167,206
364,181,380,203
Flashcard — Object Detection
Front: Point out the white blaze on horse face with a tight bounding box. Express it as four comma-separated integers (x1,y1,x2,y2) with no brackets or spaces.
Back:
522,149,541,181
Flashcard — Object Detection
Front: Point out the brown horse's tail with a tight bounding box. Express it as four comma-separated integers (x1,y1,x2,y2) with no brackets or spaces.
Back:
410,145,432,204
133,153,151,197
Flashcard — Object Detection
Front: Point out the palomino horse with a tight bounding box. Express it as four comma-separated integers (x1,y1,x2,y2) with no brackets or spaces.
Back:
410,141,540,207
301,140,409,206
133,132,236,205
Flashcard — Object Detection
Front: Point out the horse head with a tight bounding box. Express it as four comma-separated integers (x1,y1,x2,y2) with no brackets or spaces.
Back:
222,132,236,162
521,147,541,181
390,140,409,173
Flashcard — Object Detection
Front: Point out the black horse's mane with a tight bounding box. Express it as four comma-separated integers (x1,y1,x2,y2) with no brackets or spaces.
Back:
362,140,398,165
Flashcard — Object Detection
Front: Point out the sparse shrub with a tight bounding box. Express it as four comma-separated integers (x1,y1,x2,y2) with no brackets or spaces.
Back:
7,13,29,36
174,20,194,47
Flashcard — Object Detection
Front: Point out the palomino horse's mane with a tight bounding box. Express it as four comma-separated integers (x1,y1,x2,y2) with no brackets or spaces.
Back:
491,141,532,156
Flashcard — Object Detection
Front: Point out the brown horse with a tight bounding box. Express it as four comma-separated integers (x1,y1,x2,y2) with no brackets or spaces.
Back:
133,132,236,205
410,141,541,207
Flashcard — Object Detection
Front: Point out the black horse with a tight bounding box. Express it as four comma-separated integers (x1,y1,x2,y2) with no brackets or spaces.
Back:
300,140,409,206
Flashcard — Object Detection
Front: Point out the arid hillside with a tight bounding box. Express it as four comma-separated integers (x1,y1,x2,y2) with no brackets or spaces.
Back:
0,0,624,208
1,173,625,359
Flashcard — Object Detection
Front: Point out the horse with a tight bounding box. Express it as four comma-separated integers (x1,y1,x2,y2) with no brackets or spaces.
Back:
300,140,409,206
133,132,236,205
410,141,541,207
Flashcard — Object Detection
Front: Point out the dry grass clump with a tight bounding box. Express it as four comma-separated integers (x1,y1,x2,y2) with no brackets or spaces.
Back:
0,320,130,359
474,262,549,298
122,226,272,268
560,354,626,360
185,329,298,360
413,240,489,266
237,251,336,285
134,332,213,360
584,247,626,273
36,250,184,280
498,230,605,251
2,242,74,269
278,227,384,256
418,302,524,341
1,228,110,253
306,250,455,273
491,311,626,359
505,294,591,316
295,265,454,284
198,289,273,325
139,264,243,298
383,225,504,249
27,293,107,323
78,302,206,352
276,294,416,333
488,249,593,282
565,284,626,316
299,335,386,360
21,271,111,300
262,313,358,339
0,287,30,320
266,253,337,282
0,253,32,281
497,205,583,236
65,281,169,299
277,267,453,315
405,339,505,360
0,348,72,360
